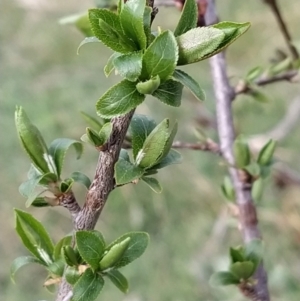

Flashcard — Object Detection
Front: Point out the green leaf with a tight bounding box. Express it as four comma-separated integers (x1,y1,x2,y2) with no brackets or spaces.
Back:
210,22,251,54
15,209,54,265
62,246,79,266
141,177,162,193
54,235,72,261
174,0,197,37
115,158,145,185
246,66,264,83
177,22,250,65
176,27,225,65
59,13,93,37
152,79,183,107
173,69,205,101
72,268,104,301
105,232,149,269
119,0,147,50
15,106,53,174
31,197,50,207
245,239,264,271
70,171,91,189
98,122,113,145
141,30,178,82
244,162,260,177
104,53,121,77
221,176,235,202
130,114,157,159
159,122,178,161
151,149,182,170
106,270,129,293
136,119,170,169
136,75,161,95
250,88,270,103
99,237,131,270
65,266,81,285
49,138,83,178
80,111,103,132
233,137,251,168
119,149,131,161
113,52,143,82
89,8,136,53
230,247,246,263
96,80,145,118
230,261,254,280
209,271,240,287
77,36,101,54
143,6,153,46
251,178,264,203
10,256,42,282
76,231,105,270
257,139,276,166
48,259,65,277
85,127,103,146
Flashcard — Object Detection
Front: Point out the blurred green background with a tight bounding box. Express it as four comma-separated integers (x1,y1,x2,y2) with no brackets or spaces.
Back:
1,0,300,300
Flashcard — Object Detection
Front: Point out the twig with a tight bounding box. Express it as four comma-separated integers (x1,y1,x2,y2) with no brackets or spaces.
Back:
172,139,221,154
205,1,270,300
235,70,298,95
55,110,135,301
263,0,299,60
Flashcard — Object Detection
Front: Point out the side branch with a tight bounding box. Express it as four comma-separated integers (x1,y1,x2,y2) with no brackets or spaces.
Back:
205,1,270,300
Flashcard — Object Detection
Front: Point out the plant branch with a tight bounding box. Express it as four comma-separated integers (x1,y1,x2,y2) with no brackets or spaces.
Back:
172,140,221,154
205,1,270,300
59,191,81,224
263,0,299,60
235,69,298,95
55,110,135,301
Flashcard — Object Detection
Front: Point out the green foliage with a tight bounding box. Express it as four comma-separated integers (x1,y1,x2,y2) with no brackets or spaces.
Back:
257,139,276,166
233,136,251,168
210,239,264,286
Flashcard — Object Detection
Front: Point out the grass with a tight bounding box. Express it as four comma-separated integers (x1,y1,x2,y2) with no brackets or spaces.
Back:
1,0,300,300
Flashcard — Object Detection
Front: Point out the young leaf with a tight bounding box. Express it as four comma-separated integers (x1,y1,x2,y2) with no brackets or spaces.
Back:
54,235,72,261
233,137,251,168
80,111,103,132
77,36,101,54
176,27,225,65
152,79,183,107
210,22,251,54
99,237,131,270
65,266,82,285
251,178,264,203
141,30,178,82
115,158,145,185
250,88,270,103
98,122,113,145
136,119,170,169
119,149,131,161
11,256,43,282
106,270,129,293
230,247,246,263
15,106,53,174
104,53,121,77
89,8,136,53
105,232,149,269
151,149,182,170
245,239,264,271
143,6,153,46
119,0,147,50
113,52,143,82
257,139,276,166
246,66,264,83
70,171,91,189
221,176,235,201
130,114,157,159
15,209,54,264
230,261,254,280
76,231,106,270
173,69,205,101
49,138,83,178
72,268,104,301
96,80,145,118
48,259,65,277
85,127,102,146
142,177,162,193
31,197,51,207
159,122,178,161
174,0,197,37
136,75,161,95
59,13,93,37
209,271,240,287
62,246,80,266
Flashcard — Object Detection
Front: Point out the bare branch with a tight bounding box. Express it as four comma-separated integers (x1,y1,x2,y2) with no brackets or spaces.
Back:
205,1,270,300
172,139,221,154
263,0,299,60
